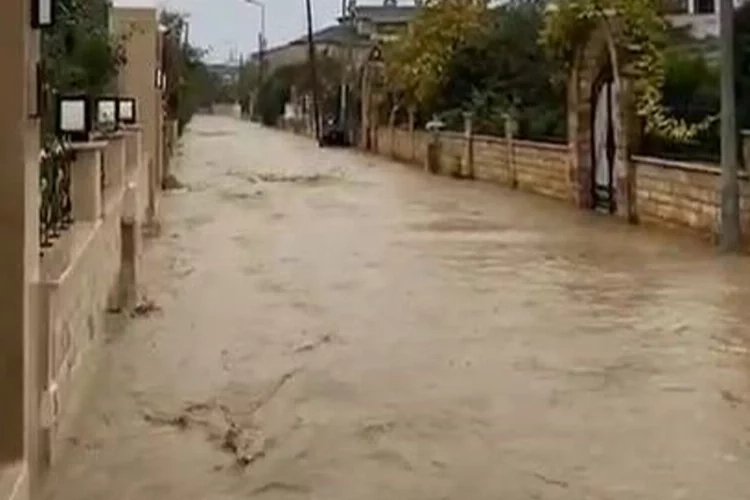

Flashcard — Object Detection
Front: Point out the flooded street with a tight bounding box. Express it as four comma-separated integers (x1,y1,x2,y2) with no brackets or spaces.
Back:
44,116,750,500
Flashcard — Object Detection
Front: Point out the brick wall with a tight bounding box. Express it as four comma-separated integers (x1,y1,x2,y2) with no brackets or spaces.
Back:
633,156,750,240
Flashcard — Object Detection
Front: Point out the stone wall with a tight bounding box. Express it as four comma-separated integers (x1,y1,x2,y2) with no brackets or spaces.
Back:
473,135,510,184
377,127,570,200
633,156,750,240
513,140,571,201
370,125,750,248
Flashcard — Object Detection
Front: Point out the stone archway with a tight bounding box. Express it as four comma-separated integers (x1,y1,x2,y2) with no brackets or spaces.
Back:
568,19,638,222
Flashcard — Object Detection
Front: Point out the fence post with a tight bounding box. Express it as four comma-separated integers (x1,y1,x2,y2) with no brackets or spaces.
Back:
462,111,475,179
505,114,517,188
118,182,140,311
426,130,441,174
408,107,416,162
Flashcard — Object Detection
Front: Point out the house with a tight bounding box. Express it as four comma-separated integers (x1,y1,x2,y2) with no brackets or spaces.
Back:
344,0,420,43
664,0,747,38
252,0,419,74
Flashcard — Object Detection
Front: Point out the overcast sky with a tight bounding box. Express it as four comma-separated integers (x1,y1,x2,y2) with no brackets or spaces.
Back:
113,0,371,62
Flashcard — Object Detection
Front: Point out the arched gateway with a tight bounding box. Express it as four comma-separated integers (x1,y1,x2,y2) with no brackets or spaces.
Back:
568,19,638,221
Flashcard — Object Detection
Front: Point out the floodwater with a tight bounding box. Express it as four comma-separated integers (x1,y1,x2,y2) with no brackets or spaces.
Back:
43,116,750,500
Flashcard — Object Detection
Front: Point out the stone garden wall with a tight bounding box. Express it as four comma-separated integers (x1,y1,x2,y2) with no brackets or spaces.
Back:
373,125,750,247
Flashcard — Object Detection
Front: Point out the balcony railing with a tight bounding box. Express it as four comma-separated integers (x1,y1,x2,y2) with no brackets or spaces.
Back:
39,139,74,252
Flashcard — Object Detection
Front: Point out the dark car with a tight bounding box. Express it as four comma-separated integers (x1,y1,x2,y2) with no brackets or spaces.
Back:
319,116,348,147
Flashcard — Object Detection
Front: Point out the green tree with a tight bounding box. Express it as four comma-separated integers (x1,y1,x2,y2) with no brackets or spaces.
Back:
159,10,218,132
383,0,488,114
42,0,126,134
255,55,343,126
541,0,715,141
432,0,566,139
735,2,750,131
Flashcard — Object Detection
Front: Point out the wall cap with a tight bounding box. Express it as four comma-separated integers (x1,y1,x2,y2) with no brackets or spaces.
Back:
69,141,108,152
632,155,749,179
514,139,569,152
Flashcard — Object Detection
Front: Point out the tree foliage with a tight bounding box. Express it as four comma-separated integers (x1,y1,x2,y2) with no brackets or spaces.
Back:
256,55,344,126
735,2,750,131
41,0,126,135
433,0,566,139
159,10,216,132
540,0,715,141
43,0,126,95
640,45,720,161
383,0,488,107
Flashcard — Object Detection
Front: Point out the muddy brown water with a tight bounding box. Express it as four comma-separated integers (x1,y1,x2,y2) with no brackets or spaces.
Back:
43,116,750,500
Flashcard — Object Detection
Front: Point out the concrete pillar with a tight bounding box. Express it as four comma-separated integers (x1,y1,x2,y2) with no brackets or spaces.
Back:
0,0,40,496
123,127,143,173
425,130,441,174
70,143,106,222
118,183,140,311
614,76,640,224
102,134,126,197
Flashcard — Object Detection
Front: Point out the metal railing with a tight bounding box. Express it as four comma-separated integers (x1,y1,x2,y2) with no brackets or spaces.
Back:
39,139,74,251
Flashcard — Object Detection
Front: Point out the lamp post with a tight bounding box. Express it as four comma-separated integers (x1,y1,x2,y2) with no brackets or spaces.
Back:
719,0,741,252
305,0,322,141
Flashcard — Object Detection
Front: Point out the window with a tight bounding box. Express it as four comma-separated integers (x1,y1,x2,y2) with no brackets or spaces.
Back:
695,0,715,14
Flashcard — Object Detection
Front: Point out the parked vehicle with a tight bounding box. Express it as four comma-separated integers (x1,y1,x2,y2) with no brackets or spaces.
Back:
319,115,348,147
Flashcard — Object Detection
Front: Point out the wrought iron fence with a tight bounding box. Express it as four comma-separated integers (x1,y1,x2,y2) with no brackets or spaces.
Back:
39,139,74,251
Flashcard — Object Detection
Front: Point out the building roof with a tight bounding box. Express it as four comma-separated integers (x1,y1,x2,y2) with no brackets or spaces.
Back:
251,23,369,60
351,5,419,23
289,23,368,46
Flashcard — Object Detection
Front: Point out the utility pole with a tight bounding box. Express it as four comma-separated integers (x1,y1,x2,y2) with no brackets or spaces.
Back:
305,0,322,141
341,0,354,141
244,0,266,121
719,0,741,252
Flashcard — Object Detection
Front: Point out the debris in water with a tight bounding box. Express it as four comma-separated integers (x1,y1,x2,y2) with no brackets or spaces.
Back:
140,371,299,468
162,174,185,190
721,390,744,406
142,411,189,430
250,481,310,496
131,298,162,318
293,333,335,353
532,472,569,489
254,172,336,184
